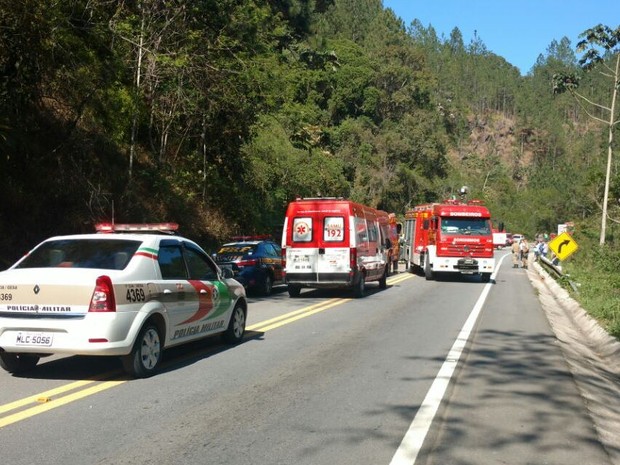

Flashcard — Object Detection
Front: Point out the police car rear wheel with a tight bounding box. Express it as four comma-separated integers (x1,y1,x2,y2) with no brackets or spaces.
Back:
123,323,162,378
223,303,246,344
261,275,273,296
0,353,40,373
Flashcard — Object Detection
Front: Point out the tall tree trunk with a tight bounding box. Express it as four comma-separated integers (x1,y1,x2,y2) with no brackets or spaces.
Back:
599,54,619,245
129,7,146,179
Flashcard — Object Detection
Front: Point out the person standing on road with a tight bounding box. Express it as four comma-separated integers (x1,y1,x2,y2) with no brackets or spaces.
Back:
511,238,520,268
520,238,530,269
535,239,548,261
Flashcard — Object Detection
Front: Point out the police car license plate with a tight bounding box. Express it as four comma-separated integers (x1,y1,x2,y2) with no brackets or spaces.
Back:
15,332,53,347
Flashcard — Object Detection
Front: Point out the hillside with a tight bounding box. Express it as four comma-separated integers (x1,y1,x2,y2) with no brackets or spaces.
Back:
0,1,616,259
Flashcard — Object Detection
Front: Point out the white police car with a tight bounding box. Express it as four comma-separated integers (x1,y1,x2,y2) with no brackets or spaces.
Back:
0,223,247,378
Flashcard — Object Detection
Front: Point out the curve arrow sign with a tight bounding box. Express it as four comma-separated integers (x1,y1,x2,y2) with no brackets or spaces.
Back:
557,239,571,254
549,232,579,261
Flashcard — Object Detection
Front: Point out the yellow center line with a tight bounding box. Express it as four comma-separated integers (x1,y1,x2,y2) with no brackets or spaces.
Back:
1,273,416,427
0,380,126,428
0,379,97,415
251,298,352,332
388,274,415,285
246,298,343,331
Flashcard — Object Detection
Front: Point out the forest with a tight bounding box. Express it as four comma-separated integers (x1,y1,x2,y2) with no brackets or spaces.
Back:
1,2,619,333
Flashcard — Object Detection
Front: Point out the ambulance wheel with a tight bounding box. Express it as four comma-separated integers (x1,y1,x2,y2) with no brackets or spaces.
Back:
379,266,388,289
288,285,301,297
0,353,40,373
424,258,434,280
122,323,162,378
354,275,365,298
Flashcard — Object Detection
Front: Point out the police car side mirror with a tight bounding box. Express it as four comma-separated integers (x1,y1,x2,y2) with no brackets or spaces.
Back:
220,266,234,279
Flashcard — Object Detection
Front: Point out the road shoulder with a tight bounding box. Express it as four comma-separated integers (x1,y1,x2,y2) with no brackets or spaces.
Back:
529,260,620,465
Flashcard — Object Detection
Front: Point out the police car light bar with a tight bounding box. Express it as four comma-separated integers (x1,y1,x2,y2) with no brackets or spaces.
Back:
95,223,179,233
231,234,272,241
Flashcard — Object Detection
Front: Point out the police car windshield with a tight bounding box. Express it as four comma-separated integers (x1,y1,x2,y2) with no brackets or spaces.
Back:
441,218,491,235
216,244,257,257
16,239,141,270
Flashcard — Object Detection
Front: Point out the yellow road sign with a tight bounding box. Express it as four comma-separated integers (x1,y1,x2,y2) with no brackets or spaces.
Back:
549,232,579,261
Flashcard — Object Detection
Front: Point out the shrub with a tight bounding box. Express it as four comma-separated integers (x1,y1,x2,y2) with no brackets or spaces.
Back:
563,241,620,340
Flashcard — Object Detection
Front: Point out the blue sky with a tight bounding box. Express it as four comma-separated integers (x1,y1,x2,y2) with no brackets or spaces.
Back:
382,0,618,74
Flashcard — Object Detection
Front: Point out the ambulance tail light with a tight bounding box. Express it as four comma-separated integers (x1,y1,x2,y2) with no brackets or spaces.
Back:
349,247,357,270
89,275,117,312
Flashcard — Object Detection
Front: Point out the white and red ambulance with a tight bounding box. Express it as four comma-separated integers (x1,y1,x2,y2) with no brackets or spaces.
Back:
281,197,392,297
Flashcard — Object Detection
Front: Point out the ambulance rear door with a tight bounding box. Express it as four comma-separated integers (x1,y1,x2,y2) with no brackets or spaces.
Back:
286,215,319,280
315,214,350,278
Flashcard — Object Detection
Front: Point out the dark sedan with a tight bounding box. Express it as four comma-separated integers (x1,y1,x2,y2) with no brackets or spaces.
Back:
213,237,284,296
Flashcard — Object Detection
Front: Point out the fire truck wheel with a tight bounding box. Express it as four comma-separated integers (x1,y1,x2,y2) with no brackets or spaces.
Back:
379,266,388,289
288,284,301,297
424,258,434,280
354,274,365,298
481,273,491,283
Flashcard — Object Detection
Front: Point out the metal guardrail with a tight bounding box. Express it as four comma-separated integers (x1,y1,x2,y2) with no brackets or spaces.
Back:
539,255,562,275
538,255,579,294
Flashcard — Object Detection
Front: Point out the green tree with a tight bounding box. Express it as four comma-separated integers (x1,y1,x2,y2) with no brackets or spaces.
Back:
553,24,620,245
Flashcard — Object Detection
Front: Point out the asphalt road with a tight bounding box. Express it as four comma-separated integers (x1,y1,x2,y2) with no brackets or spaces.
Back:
0,252,617,465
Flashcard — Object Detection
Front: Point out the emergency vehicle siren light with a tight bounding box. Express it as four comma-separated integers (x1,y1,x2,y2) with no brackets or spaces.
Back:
295,196,345,201
95,223,179,233
231,234,272,241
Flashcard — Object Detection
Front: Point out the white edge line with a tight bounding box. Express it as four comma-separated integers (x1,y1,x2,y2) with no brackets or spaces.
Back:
389,253,510,465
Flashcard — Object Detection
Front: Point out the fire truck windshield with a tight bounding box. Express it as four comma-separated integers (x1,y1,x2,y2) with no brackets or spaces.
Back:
440,218,491,235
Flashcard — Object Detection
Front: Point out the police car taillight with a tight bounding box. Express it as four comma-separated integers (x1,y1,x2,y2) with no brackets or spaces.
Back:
89,275,117,312
95,223,179,233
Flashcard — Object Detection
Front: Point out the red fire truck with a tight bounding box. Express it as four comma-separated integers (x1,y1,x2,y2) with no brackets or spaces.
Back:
402,194,495,282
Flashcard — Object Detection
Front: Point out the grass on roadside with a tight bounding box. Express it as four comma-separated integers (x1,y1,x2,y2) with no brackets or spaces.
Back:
562,243,620,340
